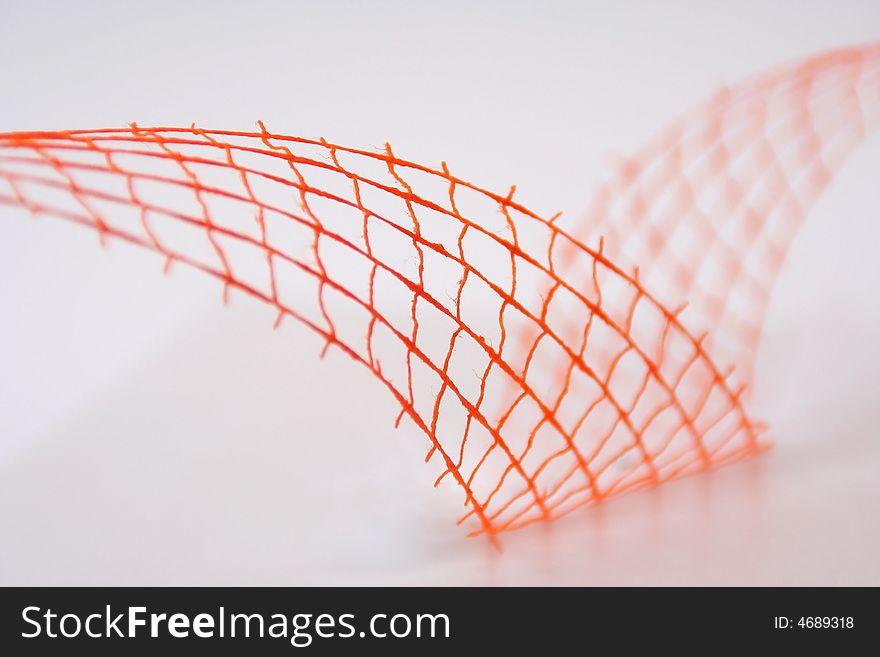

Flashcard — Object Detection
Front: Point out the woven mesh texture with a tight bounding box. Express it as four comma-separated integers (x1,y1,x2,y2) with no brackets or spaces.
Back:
1,44,877,539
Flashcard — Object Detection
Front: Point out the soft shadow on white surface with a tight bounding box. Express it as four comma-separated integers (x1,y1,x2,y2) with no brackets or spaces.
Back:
0,295,877,585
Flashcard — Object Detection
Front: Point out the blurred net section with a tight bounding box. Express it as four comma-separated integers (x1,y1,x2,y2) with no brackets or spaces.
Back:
0,43,875,540
563,44,880,380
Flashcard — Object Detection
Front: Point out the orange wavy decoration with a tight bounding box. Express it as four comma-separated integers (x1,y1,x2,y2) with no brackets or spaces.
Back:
1,44,877,541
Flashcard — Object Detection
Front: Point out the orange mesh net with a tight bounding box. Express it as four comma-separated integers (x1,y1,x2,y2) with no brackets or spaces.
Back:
568,44,880,383
1,43,877,540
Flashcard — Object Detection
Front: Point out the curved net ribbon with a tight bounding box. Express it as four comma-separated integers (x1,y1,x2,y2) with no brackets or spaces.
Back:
0,43,877,540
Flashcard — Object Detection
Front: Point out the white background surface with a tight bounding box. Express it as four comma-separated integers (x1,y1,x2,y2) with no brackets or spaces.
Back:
1,0,878,584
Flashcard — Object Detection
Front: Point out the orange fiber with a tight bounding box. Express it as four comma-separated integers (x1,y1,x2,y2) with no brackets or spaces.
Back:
0,44,877,540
